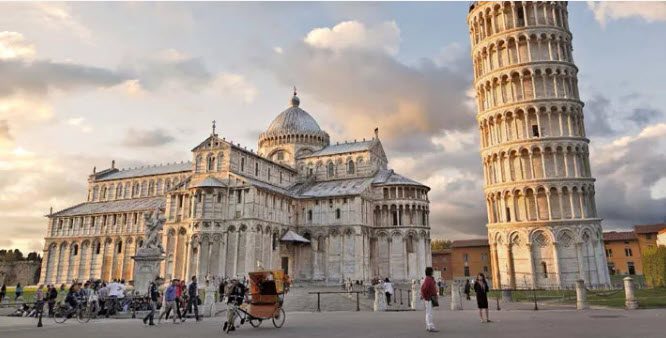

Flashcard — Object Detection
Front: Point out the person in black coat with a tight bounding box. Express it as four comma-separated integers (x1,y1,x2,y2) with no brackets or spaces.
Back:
473,273,491,323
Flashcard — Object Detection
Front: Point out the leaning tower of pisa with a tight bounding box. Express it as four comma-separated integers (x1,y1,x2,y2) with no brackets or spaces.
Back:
467,2,610,289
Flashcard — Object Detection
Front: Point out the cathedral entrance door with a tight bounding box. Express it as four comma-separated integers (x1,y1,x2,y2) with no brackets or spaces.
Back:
281,257,289,275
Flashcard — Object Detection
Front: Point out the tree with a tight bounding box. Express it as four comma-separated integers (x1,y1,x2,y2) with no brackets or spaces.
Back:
431,239,452,252
643,246,666,288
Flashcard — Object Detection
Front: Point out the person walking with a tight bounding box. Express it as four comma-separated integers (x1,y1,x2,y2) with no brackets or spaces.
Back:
35,285,45,317
14,283,23,301
0,283,6,303
186,276,200,321
162,279,181,324
383,278,394,306
473,273,491,323
47,285,58,317
464,279,472,301
421,267,439,333
143,278,161,326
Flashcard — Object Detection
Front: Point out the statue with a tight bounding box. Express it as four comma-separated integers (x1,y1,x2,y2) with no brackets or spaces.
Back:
133,208,166,295
140,208,166,254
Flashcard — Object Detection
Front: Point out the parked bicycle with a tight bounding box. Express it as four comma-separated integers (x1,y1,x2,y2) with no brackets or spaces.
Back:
53,301,93,324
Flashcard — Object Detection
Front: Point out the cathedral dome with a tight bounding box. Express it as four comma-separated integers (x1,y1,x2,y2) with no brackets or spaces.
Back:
265,94,323,135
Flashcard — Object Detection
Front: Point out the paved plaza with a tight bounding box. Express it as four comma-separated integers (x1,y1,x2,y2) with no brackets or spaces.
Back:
1,291,664,338
2,307,665,338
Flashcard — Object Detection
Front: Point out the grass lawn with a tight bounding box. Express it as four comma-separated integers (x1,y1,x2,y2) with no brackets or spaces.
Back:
583,288,666,309
489,287,666,309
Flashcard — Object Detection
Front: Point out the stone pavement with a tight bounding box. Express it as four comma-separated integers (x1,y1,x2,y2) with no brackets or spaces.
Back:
1,306,665,338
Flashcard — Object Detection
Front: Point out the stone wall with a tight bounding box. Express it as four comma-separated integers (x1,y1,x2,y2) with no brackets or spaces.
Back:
0,261,41,286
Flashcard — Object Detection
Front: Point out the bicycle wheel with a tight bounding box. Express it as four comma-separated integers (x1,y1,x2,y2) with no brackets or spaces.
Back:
53,305,69,324
272,308,285,328
77,306,91,323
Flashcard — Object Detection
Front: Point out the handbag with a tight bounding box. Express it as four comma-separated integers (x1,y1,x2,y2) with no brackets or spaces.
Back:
431,295,439,307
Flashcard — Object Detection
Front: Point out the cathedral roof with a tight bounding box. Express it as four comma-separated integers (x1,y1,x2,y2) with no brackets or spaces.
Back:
95,162,192,181
191,176,226,188
263,93,326,137
300,139,375,158
50,196,164,217
372,169,428,189
289,177,374,198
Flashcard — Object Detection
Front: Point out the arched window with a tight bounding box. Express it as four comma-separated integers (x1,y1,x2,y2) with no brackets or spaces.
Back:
541,261,548,278
117,241,123,254
327,162,334,177
240,157,245,171
347,160,355,174
207,156,215,171
272,233,278,250
101,186,107,200
72,244,79,256
95,242,101,254
336,208,341,219
307,209,313,222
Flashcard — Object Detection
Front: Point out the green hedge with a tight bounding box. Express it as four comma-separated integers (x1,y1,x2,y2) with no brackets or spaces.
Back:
643,246,666,288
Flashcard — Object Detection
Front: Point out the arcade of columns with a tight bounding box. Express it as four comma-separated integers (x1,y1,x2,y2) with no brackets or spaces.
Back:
468,1,610,289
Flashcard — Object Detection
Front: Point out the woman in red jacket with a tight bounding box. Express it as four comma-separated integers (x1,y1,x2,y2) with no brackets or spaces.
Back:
420,267,439,332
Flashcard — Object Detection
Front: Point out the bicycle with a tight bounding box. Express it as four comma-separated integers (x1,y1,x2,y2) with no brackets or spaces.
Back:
53,301,92,324
223,303,261,333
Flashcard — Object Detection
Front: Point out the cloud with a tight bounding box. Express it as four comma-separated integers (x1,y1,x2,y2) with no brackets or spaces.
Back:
591,123,666,229
0,59,128,98
269,41,474,155
119,49,211,91
66,117,93,133
0,31,36,60
211,73,258,104
627,107,662,128
120,49,258,103
0,3,92,40
588,2,666,27
304,21,401,55
583,94,617,136
121,128,176,147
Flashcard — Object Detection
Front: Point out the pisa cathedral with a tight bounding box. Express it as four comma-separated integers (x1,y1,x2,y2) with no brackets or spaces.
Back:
468,1,610,289
38,92,432,286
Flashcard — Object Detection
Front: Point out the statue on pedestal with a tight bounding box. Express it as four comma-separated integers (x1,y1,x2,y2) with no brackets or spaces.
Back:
139,208,166,255
133,208,166,295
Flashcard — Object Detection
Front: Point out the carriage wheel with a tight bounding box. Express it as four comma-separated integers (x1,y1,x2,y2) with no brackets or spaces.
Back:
249,318,262,328
272,308,285,328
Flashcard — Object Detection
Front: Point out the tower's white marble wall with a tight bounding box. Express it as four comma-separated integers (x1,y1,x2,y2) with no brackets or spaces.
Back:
467,1,610,289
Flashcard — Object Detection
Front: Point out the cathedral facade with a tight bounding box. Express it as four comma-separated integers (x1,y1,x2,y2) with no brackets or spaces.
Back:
468,2,610,289
38,92,431,285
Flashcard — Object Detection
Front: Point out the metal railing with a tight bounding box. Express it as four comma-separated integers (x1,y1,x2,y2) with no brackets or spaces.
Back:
308,291,363,312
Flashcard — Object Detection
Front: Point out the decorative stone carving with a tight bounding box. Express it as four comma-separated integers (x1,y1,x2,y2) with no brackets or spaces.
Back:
410,279,424,310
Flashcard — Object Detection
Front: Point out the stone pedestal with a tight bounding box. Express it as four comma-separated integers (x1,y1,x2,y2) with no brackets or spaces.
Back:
575,279,588,310
410,279,424,310
373,284,387,311
450,282,462,310
132,248,165,296
623,277,639,310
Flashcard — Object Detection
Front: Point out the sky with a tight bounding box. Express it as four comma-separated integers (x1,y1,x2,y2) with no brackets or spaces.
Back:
0,1,665,254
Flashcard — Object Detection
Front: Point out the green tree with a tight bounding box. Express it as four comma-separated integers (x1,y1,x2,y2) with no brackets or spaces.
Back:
431,239,452,252
643,246,666,288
